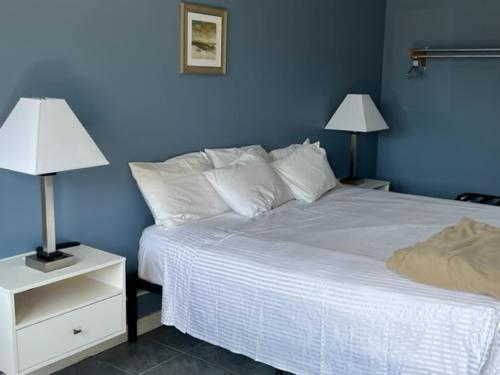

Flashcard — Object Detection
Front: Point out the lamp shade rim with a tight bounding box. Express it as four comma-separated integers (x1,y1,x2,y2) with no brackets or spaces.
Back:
324,94,389,133
0,97,109,175
0,160,109,176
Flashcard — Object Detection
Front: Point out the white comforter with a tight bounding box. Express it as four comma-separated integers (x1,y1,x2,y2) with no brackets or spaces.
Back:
140,188,500,375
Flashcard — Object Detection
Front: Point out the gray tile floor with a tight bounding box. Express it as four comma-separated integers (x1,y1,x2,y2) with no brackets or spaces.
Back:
56,326,288,375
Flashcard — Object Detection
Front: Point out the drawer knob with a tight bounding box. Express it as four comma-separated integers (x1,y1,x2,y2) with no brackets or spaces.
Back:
73,329,82,335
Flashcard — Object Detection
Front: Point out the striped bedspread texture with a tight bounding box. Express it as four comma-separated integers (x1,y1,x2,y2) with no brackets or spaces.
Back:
153,188,500,375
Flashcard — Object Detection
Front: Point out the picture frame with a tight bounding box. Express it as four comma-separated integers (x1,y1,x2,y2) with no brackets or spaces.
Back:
180,2,227,74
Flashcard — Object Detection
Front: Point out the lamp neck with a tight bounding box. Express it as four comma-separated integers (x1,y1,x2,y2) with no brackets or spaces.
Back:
349,132,358,177
40,174,57,254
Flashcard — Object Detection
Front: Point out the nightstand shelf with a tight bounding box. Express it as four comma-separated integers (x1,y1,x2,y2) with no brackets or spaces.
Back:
0,246,126,375
15,275,122,329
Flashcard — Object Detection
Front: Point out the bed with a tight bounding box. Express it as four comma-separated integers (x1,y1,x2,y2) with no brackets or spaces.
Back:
136,186,500,375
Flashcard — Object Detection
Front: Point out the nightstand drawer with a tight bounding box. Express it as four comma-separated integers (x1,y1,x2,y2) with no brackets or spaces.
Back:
17,294,123,371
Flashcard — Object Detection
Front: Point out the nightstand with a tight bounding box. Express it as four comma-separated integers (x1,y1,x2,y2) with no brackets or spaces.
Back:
0,246,126,375
355,179,391,191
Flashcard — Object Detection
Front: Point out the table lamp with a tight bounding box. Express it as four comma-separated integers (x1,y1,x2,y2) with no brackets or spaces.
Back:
325,94,389,185
0,98,109,272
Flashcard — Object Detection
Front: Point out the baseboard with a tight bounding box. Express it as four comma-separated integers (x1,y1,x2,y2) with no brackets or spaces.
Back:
136,310,162,335
31,311,162,375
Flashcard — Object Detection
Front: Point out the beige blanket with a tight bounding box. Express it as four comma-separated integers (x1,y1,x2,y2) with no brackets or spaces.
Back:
387,217,500,298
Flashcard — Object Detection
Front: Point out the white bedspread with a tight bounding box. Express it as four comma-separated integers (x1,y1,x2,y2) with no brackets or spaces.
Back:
139,188,500,375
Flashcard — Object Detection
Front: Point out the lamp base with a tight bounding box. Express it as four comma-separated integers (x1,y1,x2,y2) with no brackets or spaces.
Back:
25,251,75,273
340,176,365,185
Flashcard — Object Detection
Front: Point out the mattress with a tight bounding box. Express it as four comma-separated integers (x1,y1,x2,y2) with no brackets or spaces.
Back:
139,187,500,375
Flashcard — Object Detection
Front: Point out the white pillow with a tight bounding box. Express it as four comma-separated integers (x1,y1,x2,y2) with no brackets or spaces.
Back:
271,144,336,203
205,145,271,168
203,154,293,217
129,152,229,227
269,138,317,161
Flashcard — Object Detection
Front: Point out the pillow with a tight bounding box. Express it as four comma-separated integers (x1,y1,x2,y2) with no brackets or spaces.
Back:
269,138,317,161
271,144,336,203
205,145,271,168
129,152,229,227
203,154,293,217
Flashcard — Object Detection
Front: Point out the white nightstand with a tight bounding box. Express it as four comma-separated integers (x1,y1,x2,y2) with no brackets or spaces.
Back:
0,246,126,375
355,179,391,191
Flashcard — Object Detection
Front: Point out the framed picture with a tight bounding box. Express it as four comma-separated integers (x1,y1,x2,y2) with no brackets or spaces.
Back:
180,2,227,74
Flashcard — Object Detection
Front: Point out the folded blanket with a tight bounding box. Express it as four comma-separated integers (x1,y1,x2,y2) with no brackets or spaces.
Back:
387,217,500,298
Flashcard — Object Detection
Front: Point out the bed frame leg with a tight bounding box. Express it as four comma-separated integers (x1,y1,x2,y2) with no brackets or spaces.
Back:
127,272,138,342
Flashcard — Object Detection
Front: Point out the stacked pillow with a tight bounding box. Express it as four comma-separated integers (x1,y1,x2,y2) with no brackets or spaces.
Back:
271,143,336,203
129,152,229,227
204,153,293,217
130,139,337,227
269,138,310,161
205,145,271,168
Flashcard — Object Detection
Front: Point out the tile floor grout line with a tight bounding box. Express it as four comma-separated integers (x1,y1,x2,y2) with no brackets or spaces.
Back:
148,336,204,354
61,330,278,375
109,362,135,375
139,338,240,375
94,338,185,375
181,351,241,375
148,337,280,375
84,357,135,375
137,351,186,375
147,337,270,375
102,361,136,375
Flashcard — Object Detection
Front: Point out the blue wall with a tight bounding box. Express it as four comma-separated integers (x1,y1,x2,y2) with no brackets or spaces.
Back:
378,0,500,198
0,0,386,267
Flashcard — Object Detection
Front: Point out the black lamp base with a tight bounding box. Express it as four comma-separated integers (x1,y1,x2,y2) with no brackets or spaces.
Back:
35,241,81,258
26,252,75,273
25,242,81,273
340,176,365,185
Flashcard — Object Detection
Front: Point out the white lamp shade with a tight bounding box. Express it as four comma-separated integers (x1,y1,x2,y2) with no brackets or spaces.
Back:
325,94,389,133
0,98,109,175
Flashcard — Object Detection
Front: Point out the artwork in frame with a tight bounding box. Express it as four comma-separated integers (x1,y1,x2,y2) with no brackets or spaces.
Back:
180,2,227,74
